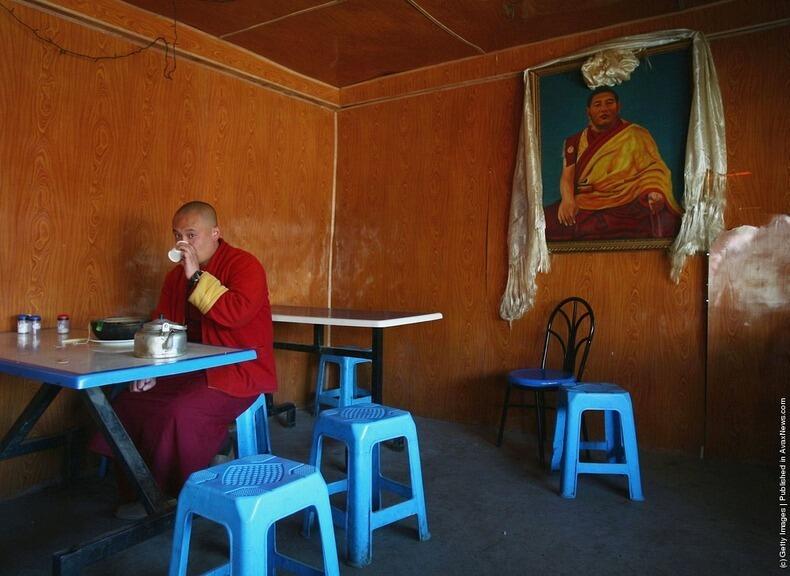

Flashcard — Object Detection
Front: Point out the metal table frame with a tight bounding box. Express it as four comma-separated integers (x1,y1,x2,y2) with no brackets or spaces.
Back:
271,305,443,404
0,330,256,575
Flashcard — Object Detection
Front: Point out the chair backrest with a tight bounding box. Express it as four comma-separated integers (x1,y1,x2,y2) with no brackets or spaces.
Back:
234,393,272,458
540,297,595,380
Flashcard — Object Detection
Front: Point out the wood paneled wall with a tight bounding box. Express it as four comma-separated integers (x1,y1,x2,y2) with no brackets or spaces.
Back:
705,26,790,462
1,0,786,499
334,81,706,452
334,9,788,459
0,3,334,497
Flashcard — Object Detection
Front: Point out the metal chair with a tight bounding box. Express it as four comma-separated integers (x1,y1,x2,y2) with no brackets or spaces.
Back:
496,296,595,466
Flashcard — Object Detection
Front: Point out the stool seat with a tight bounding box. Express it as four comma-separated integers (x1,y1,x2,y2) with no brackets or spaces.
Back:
508,368,577,388
553,383,644,501
169,455,340,576
315,353,372,415
304,404,430,567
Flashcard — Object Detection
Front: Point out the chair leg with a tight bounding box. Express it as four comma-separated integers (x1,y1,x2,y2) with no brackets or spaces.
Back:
230,521,271,576
496,383,513,446
302,433,325,537
339,362,356,408
604,410,618,463
618,403,644,501
346,447,374,567
550,390,568,472
403,430,431,542
314,358,328,416
168,506,194,576
581,412,591,461
535,390,546,466
371,443,381,511
560,404,583,499
312,495,341,576
266,524,277,576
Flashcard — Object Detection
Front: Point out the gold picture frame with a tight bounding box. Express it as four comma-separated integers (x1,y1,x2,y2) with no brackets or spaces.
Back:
533,42,692,252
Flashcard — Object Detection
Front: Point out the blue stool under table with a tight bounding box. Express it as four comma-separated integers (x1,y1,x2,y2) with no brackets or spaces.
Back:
554,383,644,501
314,352,372,415
303,404,430,567
234,393,272,458
169,454,340,576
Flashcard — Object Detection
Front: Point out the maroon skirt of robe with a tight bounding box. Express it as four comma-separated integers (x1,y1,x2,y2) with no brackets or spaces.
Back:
89,371,255,497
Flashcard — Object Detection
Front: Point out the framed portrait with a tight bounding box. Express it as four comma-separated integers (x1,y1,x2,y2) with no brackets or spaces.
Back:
535,43,692,252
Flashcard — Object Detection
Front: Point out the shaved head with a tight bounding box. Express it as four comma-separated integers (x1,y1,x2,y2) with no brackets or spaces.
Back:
174,201,217,227
172,201,221,264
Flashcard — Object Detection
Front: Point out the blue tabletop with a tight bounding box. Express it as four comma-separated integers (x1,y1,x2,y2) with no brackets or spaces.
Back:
0,330,256,389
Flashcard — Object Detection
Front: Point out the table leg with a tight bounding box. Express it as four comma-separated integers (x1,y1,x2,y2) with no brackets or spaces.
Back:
0,384,61,460
371,327,383,404
370,328,403,450
314,323,324,350
52,508,175,576
0,385,176,575
81,388,169,514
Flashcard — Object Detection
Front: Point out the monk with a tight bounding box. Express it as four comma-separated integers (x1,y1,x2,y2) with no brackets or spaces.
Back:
544,87,683,241
91,201,277,519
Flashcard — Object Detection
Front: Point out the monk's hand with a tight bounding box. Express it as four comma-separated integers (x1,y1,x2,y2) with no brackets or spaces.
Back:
180,242,200,279
647,192,665,214
130,378,157,393
557,198,578,226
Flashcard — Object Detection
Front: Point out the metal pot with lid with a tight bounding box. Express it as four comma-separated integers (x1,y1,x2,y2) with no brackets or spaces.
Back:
134,315,187,359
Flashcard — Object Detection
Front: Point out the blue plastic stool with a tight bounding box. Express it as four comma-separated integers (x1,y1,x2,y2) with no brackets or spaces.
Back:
234,394,272,457
314,353,372,415
554,383,644,501
169,454,340,576
303,404,430,567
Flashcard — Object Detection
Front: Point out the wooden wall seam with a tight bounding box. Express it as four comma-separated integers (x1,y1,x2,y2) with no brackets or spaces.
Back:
328,110,338,311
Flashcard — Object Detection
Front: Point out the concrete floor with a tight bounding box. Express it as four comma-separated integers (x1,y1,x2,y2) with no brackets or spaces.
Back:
0,409,777,575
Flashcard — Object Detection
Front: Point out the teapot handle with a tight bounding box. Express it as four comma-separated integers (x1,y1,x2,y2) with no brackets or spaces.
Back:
160,321,187,333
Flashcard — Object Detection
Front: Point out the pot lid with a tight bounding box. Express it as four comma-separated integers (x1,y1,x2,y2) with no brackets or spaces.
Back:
140,315,187,334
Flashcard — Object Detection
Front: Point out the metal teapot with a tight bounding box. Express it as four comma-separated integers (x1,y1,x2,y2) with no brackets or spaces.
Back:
134,315,187,359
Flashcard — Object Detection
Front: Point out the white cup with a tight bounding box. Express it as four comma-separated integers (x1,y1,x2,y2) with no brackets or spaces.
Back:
168,242,189,263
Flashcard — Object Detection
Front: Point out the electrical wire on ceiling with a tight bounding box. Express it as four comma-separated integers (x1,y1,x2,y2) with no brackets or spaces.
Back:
405,0,485,54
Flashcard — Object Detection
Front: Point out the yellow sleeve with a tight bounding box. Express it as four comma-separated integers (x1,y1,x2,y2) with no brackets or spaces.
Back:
188,272,229,315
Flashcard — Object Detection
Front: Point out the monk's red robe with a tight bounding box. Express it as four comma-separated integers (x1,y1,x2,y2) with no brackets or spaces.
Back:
90,239,276,496
155,238,277,397
545,119,682,241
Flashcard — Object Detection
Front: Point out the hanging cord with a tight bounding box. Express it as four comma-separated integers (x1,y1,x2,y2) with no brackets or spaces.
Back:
405,0,485,54
0,0,203,79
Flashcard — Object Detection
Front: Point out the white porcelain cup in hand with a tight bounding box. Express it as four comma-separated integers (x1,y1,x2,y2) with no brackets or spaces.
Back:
167,241,189,263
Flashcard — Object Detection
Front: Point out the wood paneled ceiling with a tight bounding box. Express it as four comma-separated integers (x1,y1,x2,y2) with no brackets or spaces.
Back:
122,0,716,87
